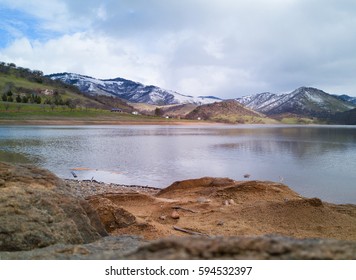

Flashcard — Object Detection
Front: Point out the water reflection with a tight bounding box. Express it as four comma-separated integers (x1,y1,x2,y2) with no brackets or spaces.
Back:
212,126,356,159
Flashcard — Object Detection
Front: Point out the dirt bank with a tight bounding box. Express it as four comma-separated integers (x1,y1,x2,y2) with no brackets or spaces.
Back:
66,177,356,241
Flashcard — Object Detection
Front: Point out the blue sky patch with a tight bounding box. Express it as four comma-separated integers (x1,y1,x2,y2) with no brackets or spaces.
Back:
0,7,58,48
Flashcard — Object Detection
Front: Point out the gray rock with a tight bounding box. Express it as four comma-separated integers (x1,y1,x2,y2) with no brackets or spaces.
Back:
87,196,136,232
126,235,356,260
0,162,107,251
0,236,145,260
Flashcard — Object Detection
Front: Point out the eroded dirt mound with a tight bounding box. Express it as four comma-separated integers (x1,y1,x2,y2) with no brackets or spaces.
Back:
0,162,106,251
157,177,237,200
88,177,356,241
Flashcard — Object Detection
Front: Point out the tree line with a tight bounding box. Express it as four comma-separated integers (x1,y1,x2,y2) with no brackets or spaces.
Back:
0,61,83,94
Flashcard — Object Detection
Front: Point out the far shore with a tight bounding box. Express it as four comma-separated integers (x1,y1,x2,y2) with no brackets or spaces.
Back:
0,119,220,126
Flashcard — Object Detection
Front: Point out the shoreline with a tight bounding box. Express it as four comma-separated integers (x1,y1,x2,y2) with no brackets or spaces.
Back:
0,119,219,126
66,177,356,242
0,117,351,126
65,179,160,199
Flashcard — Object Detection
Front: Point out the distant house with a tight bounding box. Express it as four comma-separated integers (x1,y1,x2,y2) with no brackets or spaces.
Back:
110,108,123,112
132,111,139,115
41,89,54,96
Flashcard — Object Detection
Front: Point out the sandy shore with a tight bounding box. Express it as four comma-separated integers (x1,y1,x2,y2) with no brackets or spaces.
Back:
66,177,356,241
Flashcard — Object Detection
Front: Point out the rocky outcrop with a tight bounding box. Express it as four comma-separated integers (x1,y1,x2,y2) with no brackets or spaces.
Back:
127,235,356,260
0,162,107,251
1,235,356,260
0,236,145,260
87,197,136,232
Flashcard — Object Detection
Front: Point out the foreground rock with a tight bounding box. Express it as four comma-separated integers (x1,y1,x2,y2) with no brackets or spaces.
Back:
1,235,356,260
0,236,145,260
0,162,107,251
128,235,356,260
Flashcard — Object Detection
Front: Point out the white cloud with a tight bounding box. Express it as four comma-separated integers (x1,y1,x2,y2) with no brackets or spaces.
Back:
0,33,166,85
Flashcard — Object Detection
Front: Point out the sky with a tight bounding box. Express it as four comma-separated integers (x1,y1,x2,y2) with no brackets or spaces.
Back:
0,0,356,98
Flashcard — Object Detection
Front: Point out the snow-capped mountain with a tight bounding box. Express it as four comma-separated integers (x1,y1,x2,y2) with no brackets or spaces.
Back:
47,73,221,105
333,94,356,105
236,87,355,117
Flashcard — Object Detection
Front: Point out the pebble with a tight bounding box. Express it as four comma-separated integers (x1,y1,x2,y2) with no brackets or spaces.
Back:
159,215,167,221
196,197,211,203
171,210,180,219
217,220,225,226
223,200,229,206
65,179,159,198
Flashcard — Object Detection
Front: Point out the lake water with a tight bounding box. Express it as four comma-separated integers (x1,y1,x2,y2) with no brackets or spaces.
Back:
0,124,355,204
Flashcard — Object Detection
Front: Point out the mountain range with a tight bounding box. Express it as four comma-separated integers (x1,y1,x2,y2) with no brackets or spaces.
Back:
47,73,221,105
235,87,355,118
47,72,356,123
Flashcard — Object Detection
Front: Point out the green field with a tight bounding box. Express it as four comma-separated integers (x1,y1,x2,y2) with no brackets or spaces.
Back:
0,101,199,124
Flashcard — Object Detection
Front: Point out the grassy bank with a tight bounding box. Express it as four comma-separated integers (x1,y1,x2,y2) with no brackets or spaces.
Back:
0,101,207,125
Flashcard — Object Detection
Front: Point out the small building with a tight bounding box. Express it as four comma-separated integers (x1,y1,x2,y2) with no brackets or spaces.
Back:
132,111,139,115
110,108,123,112
41,89,54,96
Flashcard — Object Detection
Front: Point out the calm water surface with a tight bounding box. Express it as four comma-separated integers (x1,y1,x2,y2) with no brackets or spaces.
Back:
0,124,355,204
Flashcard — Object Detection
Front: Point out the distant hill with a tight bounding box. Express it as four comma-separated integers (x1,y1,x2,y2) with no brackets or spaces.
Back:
332,94,356,105
236,87,355,119
330,108,356,125
185,99,274,124
0,61,133,111
160,104,198,118
47,72,222,106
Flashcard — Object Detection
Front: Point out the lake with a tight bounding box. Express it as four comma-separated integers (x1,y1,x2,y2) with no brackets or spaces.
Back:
0,124,355,204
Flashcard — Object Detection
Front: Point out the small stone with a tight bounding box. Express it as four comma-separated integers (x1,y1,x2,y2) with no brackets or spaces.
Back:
217,220,224,226
0,179,5,188
159,215,167,221
171,210,180,219
196,197,211,203
223,200,229,206
228,199,236,205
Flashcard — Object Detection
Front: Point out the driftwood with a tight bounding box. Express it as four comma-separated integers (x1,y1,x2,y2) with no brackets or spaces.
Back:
172,206,198,213
173,226,208,236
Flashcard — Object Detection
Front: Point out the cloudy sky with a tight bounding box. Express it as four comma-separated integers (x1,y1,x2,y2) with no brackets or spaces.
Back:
0,0,356,98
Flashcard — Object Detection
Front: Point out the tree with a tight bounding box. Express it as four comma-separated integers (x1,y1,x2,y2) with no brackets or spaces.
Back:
21,96,29,103
16,95,22,103
67,98,80,111
3,82,14,95
36,96,42,104
1,93,7,102
155,107,164,117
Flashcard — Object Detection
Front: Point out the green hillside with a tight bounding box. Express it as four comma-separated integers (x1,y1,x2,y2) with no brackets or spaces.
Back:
0,62,143,123
0,62,204,124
